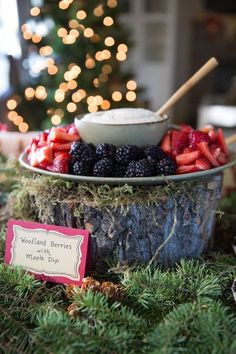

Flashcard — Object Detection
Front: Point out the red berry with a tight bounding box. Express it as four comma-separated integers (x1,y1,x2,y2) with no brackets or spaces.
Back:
171,130,189,155
160,132,172,154
50,142,72,151
47,154,69,174
189,131,210,149
195,158,211,171
176,150,200,166
36,146,53,164
198,142,220,167
180,124,193,133
217,128,229,156
177,165,198,174
48,127,79,143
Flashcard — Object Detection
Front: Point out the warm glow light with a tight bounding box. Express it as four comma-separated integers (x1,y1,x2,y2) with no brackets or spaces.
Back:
19,122,29,133
127,80,137,90
25,87,35,99
90,34,101,43
58,27,68,37
103,16,114,26
112,91,122,102
30,7,41,16
51,115,62,125
101,100,111,110
59,1,69,10
99,74,108,82
13,115,23,126
21,24,29,32
69,19,79,28
7,99,17,110
55,108,64,117
63,35,76,44
107,0,117,8
76,10,87,20
72,92,82,103
46,58,55,66
32,35,42,43
87,96,96,105
67,102,77,112
95,51,103,61
39,46,53,56
102,49,111,59
118,44,128,53
104,36,115,46
67,80,77,89
23,31,33,40
7,111,17,121
55,89,65,102
94,5,104,16
59,82,69,91
126,91,136,101
88,104,98,113
71,65,81,76
48,65,58,75
93,78,100,88
85,58,96,69
84,28,94,38
35,86,47,100
95,95,103,105
64,71,74,81
116,52,127,61
102,64,112,74
69,29,79,38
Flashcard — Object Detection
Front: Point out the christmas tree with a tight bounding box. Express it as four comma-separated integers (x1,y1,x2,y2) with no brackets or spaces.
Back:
6,0,140,131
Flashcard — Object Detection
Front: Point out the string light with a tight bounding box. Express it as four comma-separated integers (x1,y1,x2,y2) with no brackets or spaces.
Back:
102,64,112,74
23,31,33,40
118,44,128,53
58,28,68,37
85,58,96,69
67,102,77,112
78,89,86,98
39,46,53,56
127,80,137,90
107,0,118,8
13,115,23,126
7,111,18,121
116,52,127,61
88,104,98,113
59,82,69,91
112,91,122,102
98,73,108,82
35,86,47,100
7,99,17,110
25,87,35,100
32,35,42,43
95,95,103,105
71,65,81,76
59,1,70,10
104,36,115,46
67,80,77,89
90,34,101,43
48,65,58,75
84,28,94,38
103,49,111,59
72,92,82,103
87,96,96,105
51,115,62,125
69,29,79,38
54,89,65,102
93,5,104,16
76,10,87,20
103,16,114,26
63,34,76,44
126,91,136,101
19,122,29,133
46,58,54,66
55,108,65,117
93,78,100,88
30,7,41,16
69,19,79,28
101,100,111,110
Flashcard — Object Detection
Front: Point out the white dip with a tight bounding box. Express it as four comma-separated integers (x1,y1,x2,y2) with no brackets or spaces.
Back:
81,108,163,125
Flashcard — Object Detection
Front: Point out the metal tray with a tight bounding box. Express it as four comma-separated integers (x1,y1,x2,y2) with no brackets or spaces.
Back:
19,151,236,185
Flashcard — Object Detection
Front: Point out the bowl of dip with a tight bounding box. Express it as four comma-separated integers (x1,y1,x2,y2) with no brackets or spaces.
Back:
74,108,169,147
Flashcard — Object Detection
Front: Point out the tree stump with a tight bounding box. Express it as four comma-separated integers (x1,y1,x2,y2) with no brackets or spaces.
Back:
20,173,223,272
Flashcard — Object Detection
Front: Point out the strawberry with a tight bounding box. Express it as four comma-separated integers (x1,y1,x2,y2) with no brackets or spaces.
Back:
180,124,193,133
48,127,79,143
29,143,38,167
183,147,195,153
210,144,222,159
189,131,210,149
177,165,198,174
198,142,220,167
195,158,211,171
160,132,172,154
38,161,51,170
217,128,229,156
171,130,189,155
68,125,79,136
176,150,200,166
36,146,53,164
200,125,214,133
54,151,70,159
217,152,228,165
47,153,69,174
50,142,72,151
208,129,217,142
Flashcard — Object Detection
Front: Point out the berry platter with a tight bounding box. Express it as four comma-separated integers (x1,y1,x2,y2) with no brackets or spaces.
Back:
19,123,236,185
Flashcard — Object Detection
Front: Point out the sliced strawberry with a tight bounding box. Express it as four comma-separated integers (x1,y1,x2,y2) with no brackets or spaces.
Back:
198,142,220,167
195,158,211,171
38,161,51,170
48,127,79,143
177,165,198,174
200,125,214,133
54,151,70,159
217,128,229,156
30,136,40,147
50,142,72,151
183,147,195,153
210,144,222,159
68,125,79,136
208,129,217,142
47,154,69,174
171,130,189,155
217,152,228,165
29,143,39,167
189,131,210,149
160,132,172,154
36,146,53,164
180,124,194,133
176,150,200,166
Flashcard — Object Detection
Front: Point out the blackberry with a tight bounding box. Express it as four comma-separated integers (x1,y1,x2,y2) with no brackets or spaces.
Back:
96,143,116,160
147,158,158,176
156,157,176,176
116,145,142,165
70,142,96,163
125,159,152,177
93,158,114,177
144,145,166,162
114,164,127,177
72,161,92,176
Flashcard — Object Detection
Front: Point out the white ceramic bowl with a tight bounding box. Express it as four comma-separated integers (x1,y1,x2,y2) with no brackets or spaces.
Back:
74,109,169,147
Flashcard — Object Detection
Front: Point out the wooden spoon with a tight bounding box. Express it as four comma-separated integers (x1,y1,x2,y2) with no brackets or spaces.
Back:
156,57,219,116
226,134,236,146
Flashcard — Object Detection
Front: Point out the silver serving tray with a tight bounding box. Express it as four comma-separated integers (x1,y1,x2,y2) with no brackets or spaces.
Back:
19,151,236,186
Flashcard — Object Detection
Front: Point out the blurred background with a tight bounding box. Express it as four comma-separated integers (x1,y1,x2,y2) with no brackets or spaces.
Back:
0,0,236,154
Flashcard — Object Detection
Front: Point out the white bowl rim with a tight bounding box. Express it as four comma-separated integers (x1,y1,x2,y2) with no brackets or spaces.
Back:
74,114,169,126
